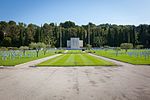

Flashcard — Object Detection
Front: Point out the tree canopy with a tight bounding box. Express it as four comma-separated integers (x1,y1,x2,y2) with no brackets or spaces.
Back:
0,21,150,48
120,43,133,52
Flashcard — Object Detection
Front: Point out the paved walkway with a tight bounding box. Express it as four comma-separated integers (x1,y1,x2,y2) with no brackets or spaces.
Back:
15,50,70,68
64,50,68,53
15,54,62,68
0,65,150,100
88,53,134,66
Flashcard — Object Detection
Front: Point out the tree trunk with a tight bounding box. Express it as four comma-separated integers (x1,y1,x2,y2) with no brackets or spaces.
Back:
36,50,39,57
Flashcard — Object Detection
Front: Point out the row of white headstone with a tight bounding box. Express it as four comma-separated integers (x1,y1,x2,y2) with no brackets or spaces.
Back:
0,50,37,60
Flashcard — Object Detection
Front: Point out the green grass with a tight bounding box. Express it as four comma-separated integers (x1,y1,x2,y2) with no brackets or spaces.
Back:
66,50,84,54
94,49,150,65
37,52,115,66
0,50,58,66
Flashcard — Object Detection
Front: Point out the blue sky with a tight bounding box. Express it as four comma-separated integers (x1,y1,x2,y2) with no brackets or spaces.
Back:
0,0,150,25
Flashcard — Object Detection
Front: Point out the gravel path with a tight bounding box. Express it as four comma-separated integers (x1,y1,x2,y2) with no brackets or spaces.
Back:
0,53,150,100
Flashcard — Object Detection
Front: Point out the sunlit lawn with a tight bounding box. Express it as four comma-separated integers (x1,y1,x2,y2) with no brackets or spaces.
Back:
37,51,115,66
0,50,58,66
94,49,150,65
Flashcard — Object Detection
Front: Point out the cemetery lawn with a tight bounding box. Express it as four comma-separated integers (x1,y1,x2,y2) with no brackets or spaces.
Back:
0,50,57,66
37,53,115,66
94,49,150,65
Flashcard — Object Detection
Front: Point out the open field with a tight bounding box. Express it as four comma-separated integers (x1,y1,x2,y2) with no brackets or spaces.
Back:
0,50,59,66
37,51,114,66
94,49,150,65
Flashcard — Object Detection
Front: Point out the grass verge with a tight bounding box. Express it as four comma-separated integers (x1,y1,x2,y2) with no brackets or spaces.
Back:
37,53,115,66
0,50,57,66
94,49,150,65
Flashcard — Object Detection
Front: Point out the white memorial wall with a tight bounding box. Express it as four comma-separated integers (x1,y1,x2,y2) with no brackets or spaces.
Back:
67,38,83,49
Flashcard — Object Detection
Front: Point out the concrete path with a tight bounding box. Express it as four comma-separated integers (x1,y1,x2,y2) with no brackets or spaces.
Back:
88,53,134,66
0,66,150,100
64,50,68,53
15,50,69,68
15,54,62,68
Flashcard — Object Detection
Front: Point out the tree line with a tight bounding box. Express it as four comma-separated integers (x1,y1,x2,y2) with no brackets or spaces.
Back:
0,21,150,48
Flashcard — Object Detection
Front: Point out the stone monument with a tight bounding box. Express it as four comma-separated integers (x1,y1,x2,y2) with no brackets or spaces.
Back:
67,38,83,49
